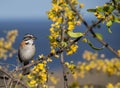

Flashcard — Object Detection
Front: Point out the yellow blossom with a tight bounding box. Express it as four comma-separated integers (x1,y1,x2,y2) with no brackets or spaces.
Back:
0,30,18,59
37,63,44,70
117,49,120,56
83,50,97,61
76,21,81,26
52,3,62,12
67,50,73,55
85,65,91,71
29,80,36,86
0,38,4,47
4,41,12,49
47,57,52,62
94,12,98,16
27,74,32,79
50,27,54,32
83,85,89,88
50,76,59,84
18,73,22,78
68,25,75,31
27,62,47,87
7,29,18,42
51,48,56,54
80,3,84,8
106,83,114,88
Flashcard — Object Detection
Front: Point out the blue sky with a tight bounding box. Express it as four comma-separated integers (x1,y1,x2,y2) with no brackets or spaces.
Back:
0,0,109,20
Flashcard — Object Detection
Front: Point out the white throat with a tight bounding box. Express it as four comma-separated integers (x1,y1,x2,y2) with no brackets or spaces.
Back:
26,39,34,45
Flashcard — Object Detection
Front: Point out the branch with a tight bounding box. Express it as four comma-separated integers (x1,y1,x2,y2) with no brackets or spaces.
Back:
66,0,120,58
0,68,28,88
65,0,89,28
12,1,120,87
15,15,105,76
112,0,117,8
90,29,120,58
60,12,68,88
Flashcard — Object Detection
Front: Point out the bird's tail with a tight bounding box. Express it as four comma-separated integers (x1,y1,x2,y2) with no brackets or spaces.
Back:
23,61,30,75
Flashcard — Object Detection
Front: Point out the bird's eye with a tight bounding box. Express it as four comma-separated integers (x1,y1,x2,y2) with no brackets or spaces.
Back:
25,42,29,45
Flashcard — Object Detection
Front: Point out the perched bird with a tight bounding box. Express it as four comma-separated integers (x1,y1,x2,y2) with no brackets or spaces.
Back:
18,34,36,75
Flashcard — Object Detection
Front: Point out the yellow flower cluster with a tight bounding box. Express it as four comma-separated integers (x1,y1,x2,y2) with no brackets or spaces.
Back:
106,82,120,88
0,30,18,59
82,50,98,61
67,51,120,79
67,44,78,55
70,82,120,88
94,4,115,22
82,85,94,88
94,11,105,20
80,3,84,8
27,63,47,88
95,12,115,24
47,0,83,56
49,27,60,48
68,21,76,31
65,61,75,73
7,29,18,43
49,76,59,85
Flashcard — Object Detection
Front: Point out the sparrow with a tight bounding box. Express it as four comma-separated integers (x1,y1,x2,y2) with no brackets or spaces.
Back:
18,34,36,75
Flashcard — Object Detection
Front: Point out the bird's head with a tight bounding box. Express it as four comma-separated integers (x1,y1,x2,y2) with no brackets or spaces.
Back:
23,34,37,45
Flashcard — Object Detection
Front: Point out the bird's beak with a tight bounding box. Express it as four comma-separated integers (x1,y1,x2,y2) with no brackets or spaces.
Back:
33,36,37,40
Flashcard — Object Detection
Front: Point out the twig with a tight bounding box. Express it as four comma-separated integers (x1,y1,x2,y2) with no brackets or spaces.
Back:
15,14,118,80
15,79,20,88
60,52,68,88
3,75,8,88
15,17,107,73
0,62,17,68
60,11,68,88
0,68,28,88
66,0,120,58
112,0,117,8
65,0,89,28
10,81,13,88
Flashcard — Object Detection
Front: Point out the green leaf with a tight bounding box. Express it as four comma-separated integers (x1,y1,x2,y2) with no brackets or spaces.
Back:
103,6,114,12
87,9,96,12
108,6,114,12
106,20,112,27
61,41,67,47
106,21,112,33
108,27,112,33
96,6,104,12
82,38,87,43
67,31,84,38
87,40,104,50
95,33,103,40
114,18,120,23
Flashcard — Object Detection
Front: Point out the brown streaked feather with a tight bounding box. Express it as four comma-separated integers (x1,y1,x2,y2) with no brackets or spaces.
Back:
20,40,26,48
18,41,26,62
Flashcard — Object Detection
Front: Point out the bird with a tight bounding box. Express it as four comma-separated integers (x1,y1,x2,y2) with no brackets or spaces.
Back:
18,34,36,75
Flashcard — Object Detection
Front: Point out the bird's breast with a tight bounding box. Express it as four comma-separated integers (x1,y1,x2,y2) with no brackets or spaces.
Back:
19,45,35,62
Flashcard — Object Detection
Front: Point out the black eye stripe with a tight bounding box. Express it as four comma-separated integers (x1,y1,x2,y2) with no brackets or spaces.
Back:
24,36,32,38
24,38,31,41
24,35,33,39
